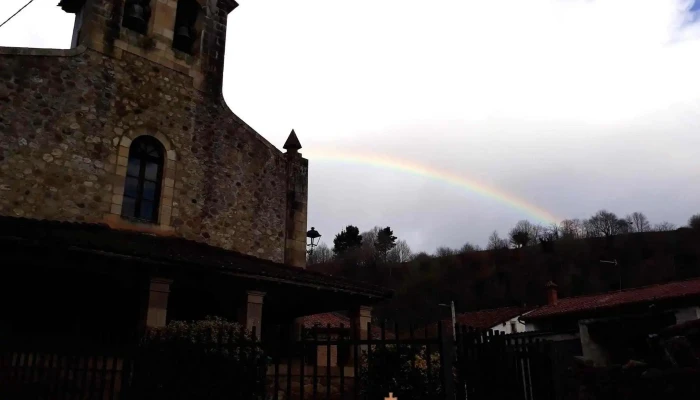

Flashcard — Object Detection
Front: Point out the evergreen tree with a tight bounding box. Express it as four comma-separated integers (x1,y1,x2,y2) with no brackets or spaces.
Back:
374,227,397,262
332,225,363,257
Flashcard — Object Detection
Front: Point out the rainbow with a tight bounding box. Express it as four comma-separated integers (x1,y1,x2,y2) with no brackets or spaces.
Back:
303,148,561,225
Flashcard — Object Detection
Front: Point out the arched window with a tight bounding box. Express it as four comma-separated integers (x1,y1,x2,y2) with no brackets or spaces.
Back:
121,136,164,223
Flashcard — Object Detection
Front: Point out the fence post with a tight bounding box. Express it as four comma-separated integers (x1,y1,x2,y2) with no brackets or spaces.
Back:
439,321,455,400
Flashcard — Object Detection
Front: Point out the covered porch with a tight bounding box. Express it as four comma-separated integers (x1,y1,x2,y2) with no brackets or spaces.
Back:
0,216,391,398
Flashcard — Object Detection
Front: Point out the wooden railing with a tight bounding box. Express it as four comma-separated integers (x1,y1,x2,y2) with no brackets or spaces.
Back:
0,347,131,399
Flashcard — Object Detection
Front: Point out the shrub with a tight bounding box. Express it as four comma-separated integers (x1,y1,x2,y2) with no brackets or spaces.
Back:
130,316,268,400
359,344,444,400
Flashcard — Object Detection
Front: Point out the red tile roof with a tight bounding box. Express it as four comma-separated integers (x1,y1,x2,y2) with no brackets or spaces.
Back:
302,313,394,338
524,278,700,321
303,313,353,329
452,306,534,330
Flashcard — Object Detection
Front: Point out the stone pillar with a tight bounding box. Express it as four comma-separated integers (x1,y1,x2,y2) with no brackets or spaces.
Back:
350,305,372,338
145,277,172,328
350,305,372,363
283,130,308,269
238,291,265,337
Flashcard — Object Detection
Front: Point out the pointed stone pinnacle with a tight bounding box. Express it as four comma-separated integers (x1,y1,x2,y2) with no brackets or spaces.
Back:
283,129,302,151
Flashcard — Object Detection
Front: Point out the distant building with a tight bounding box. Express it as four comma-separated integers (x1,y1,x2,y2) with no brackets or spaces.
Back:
301,312,391,371
522,279,700,366
453,306,534,334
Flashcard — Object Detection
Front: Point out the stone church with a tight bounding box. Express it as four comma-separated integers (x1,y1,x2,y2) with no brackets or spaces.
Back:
0,0,388,350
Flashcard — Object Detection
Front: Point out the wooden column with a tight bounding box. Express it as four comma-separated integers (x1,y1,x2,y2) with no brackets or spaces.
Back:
145,277,172,328
238,290,265,337
350,305,372,363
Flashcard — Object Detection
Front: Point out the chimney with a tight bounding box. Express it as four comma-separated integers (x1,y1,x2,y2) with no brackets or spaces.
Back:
545,281,558,306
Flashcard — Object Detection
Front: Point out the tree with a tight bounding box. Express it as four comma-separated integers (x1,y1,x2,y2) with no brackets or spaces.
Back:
509,220,533,248
586,210,630,237
487,231,509,250
375,227,398,263
509,230,530,248
653,221,676,232
530,223,545,243
626,212,651,233
388,239,412,263
307,242,333,265
688,214,700,230
355,226,391,267
332,225,363,257
540,224,560,242
459,242,481,253
560,219,584,239
434,246,457,257
410,252,432,262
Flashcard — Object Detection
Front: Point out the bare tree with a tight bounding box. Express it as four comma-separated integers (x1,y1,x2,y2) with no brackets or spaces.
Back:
434,246,457,257
586,210,630,237
653,221,677,231
487,231,509,250
358,226,382,266
560,219,584,239
688,214,700,230
410,252,432,262
307,242,334,265
388,239,412,263
540,223,560,242
626,212,651,233
459,242,481,253
530,223,545,243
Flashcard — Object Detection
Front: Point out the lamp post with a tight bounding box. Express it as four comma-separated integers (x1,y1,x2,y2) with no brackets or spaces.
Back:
600,259,620,291
306,227,321,256
439,301,456,339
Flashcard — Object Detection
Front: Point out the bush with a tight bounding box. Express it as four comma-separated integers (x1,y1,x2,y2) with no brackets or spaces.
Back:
130,316,268,400
359,344,443,400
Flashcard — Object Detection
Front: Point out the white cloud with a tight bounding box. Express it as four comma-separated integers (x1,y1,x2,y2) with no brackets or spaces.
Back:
225,0,700,251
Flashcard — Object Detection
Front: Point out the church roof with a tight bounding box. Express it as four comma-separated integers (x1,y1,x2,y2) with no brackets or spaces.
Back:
0,216,392,299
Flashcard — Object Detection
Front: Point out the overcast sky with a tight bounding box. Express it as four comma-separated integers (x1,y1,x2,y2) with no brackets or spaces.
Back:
1,0,700,253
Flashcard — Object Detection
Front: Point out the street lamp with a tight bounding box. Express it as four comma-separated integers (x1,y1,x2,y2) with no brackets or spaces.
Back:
600,259,621,291
306,227,321,255
439,301,456,339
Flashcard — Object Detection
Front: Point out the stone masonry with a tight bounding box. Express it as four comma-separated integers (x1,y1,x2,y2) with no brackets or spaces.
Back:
0,0,308,266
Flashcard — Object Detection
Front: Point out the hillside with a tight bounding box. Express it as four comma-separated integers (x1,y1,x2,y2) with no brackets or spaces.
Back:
309,228,700,324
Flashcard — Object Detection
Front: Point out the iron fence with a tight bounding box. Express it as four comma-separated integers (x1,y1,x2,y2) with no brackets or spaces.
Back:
0,323,556,400
0,344,131,399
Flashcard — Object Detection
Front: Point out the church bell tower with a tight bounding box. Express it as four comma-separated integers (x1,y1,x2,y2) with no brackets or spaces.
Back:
58,0,238,93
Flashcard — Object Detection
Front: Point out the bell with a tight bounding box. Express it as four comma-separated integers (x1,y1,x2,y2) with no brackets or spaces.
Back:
125,3,146,29
175,25,191,42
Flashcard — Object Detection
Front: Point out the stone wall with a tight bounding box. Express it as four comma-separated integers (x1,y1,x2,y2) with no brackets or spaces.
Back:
0,45,291,262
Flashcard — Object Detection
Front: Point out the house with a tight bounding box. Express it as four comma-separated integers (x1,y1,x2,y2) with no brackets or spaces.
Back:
405,306,533,339
453,306,534,334
301,312,393,371
522,279,700,366
0,0,391,371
